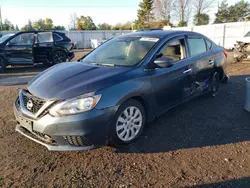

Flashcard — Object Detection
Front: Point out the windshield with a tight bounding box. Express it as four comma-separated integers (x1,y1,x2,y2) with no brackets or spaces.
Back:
82,36,159,67
0,34,14,43
244,31,250,37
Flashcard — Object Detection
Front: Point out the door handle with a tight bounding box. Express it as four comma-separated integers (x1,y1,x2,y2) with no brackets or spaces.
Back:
183,68,192,74
208,60,214,65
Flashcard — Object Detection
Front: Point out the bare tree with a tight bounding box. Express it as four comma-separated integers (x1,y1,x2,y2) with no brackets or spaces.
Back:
153,0,174,21
193,0,214,15
69,13,78,30
173,0,192,26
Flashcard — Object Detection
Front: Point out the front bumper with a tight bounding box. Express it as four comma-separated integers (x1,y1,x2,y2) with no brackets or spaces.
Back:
14,100,116,151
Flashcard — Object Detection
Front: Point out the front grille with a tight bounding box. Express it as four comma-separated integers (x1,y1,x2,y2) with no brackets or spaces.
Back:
64,136,92,147
22,90,46,114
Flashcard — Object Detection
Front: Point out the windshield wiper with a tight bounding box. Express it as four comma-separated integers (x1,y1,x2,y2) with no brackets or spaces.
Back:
89,62,115,67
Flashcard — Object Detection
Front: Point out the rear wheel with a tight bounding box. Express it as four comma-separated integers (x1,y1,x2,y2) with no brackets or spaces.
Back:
46,51,67,66
0,56,6,73
109,99,146,146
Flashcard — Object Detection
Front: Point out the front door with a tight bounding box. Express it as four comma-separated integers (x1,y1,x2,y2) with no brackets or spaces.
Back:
4,32,34,64
149,37,195,112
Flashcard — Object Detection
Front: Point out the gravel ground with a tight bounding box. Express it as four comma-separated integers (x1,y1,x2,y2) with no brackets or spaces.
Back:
1,54,250,187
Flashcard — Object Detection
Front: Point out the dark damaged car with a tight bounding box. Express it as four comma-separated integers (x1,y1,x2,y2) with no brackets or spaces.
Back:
0,31,74,72
14,30,228,151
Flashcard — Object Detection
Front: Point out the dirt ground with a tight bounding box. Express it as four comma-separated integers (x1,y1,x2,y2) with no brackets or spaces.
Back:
1,53,250,187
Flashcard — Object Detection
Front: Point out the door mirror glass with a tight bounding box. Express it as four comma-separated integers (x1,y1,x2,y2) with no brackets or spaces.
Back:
154,56,174,68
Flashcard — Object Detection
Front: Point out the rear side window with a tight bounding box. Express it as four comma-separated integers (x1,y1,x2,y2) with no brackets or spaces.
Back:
205,39,213,50
187,38,206,57
53,33,63,41
37,32,53,43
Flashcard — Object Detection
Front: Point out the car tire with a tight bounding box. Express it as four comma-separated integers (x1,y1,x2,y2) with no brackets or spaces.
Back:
49,51,67,66
109,99,146,147
221,74,229,83
0,56,6,73
209,72,220,97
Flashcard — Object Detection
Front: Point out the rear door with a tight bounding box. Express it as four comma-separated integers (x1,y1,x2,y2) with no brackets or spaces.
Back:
4,32,34,64
186,35,214,95
33,32,54,63
150,36,195,111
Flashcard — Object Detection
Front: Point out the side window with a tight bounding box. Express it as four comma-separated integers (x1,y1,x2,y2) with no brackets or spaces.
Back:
37,32,53,43
159,39,186,62
53,33,63,42
205,39,213,51
10,33,34,45
187,38,206,56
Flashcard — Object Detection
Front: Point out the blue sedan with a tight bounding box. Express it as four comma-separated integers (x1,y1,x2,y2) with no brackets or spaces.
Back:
14,30,228,151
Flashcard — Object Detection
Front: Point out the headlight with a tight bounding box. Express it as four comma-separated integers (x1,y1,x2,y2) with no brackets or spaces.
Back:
49,93,101,116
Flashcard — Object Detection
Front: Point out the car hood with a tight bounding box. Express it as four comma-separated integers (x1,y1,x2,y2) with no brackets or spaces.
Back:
28,62,132,100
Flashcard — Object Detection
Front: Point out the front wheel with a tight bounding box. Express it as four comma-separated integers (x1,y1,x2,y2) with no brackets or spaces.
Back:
109,99,146,146
209,72,220,97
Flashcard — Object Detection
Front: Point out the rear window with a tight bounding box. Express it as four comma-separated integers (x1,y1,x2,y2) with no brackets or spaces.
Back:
187,38,207,56
53,33,63,41
37,32,53,43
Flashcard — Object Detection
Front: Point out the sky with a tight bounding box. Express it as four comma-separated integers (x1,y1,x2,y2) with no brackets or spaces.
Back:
0,0,247,29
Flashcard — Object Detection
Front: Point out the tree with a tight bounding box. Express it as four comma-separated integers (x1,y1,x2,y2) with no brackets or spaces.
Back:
122,21,133,30
173,0,192,27
135,0,154,29
33,19,46,30
44,18,53,30
153,0,173,22
194,13,210,25
53,25,65,30
0,19,15,31
214,0,250,23
98,23,112,30
193,0,214,25
76,16,96,30
15,25,19,31
69,13,78,30
21,19,34,31
32,18,55,30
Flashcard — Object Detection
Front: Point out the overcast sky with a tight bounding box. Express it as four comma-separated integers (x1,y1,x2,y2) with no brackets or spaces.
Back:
0,0,247,29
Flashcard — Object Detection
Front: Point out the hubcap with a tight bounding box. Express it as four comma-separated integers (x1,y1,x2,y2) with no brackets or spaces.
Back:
116,106,143,142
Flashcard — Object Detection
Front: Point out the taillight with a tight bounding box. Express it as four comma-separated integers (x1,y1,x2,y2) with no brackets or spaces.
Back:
223,50,228,58
69,40,73,44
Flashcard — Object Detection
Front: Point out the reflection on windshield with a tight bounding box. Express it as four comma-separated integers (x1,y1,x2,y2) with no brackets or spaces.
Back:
0,34,14,43
82,36,159,67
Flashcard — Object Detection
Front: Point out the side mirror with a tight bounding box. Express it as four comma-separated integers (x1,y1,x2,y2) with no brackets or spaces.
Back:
154,56,174,68
6,41,13,46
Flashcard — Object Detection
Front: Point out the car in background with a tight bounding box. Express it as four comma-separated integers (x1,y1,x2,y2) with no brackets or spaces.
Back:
14,30,228,151
0,31,74,72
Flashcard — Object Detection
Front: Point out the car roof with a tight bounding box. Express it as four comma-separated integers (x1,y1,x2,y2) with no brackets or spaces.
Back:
14,30,65,35
119,30,198,38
